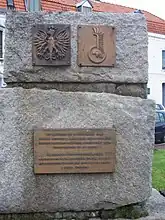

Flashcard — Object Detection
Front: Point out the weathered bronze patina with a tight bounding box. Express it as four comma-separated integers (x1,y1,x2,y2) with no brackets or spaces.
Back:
32,24,71,66
78,25,116,67
34,129,116,174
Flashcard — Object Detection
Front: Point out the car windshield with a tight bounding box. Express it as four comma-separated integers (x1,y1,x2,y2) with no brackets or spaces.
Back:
156,104,165,110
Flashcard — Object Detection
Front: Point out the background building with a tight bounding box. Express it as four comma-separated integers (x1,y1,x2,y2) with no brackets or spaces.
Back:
1,0,165,104
148,31,165,105
0,12,5,73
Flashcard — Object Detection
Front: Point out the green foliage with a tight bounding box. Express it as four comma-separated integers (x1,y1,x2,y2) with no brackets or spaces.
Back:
152,149,165,190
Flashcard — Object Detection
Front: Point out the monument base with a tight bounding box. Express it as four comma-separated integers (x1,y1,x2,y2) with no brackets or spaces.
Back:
0,203,148,220
1,189,165,219
0,88,155,214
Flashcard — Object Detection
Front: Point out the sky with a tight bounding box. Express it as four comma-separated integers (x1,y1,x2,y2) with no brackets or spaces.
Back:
104,0,165,20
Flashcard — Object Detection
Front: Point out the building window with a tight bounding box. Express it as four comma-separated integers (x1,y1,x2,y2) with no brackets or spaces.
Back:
77,5,92,13
25,0,41,11
6,0,15,9
76,0,92,13
0,31,2,59
82,6,92,13
147,88,150,95
77,6,81,12
162,50,165,69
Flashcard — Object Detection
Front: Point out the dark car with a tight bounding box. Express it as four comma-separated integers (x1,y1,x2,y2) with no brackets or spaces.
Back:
155,110,165,143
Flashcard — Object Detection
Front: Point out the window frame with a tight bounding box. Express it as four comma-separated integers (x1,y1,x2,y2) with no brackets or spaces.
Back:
0,26,4,61
162,50,165,70
0,30,3,59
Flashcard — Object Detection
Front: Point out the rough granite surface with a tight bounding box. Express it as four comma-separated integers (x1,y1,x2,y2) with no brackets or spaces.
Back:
4,12,148,83
7,82,147,98
116,189,165,219
0,88,155,213
143,188,165,219
0,189,165,219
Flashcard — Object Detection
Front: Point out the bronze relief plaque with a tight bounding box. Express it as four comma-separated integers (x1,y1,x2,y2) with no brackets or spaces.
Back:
78,25,116,67
34,128,116,174
32,24,71,66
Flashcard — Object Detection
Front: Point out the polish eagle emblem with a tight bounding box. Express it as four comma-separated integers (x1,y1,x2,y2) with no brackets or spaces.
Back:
33,26,70,62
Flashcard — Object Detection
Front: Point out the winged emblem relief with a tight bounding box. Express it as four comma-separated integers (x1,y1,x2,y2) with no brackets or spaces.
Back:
33,26,70,62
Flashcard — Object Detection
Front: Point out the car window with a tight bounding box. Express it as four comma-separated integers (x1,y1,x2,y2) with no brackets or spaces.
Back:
159,112,165,122
156,112,160,122
156,104,165,110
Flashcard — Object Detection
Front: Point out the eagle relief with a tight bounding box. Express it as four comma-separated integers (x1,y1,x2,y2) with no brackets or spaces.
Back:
32,24,71,66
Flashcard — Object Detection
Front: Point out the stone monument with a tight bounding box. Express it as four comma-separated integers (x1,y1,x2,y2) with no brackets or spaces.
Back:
0,11,155,219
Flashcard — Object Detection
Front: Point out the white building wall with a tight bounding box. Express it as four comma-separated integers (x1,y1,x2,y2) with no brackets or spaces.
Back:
148,32,165,104
147,74,164,104
0,13,5,73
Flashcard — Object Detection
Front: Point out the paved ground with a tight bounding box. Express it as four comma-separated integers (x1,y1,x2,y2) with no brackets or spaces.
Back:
155,143,165,149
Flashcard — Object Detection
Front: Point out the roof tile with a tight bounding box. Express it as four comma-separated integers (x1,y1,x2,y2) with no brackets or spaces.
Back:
0,0,25,10
0,0,7,8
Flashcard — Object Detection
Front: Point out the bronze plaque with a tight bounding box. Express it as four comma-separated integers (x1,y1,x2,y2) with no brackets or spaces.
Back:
32,24,71,66
34,129,116,174
78,25,116,67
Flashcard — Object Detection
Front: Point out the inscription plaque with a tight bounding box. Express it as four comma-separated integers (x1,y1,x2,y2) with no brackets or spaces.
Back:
34,129,116,174
32,24,71,66
78,25,116,67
